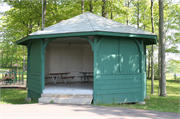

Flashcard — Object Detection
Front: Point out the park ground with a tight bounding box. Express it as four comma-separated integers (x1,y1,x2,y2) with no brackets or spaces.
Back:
0,68,180,113
1,103,180,119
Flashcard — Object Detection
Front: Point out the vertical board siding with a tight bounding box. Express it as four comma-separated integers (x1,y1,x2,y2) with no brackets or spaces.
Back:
97,37,140,74
95,36,143,104
103,38,119,74
119,39,140,74
28,40,43,99
143,72,147,100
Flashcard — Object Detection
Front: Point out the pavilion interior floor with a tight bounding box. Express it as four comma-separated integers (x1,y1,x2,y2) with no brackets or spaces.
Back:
43,81,93,95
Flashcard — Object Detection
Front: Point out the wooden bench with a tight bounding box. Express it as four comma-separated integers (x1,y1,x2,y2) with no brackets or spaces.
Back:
78,75,93,82
60,76,75,85
45,77,52,79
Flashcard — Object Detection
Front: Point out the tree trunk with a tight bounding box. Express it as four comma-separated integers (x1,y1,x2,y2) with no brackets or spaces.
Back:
137,1,139,28
102,0,107,18
159,33,161,90
6,46,8,67
147,50,151,79
125,0,130,25
81,0,84,14
89,0,93,12
159,0,167,97
151,0,154,94
143,8,146,30
1,53,3,67
151,45,154,94
16,46,17,63
37,21,40,31
111,7,113,19
111,1,113,19
42,0,46,30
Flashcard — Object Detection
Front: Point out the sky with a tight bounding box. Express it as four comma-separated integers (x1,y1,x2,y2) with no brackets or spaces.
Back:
0,2,11,13
0,1,180,61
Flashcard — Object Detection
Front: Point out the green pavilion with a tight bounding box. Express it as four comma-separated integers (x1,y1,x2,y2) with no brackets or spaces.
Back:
16,12,157,104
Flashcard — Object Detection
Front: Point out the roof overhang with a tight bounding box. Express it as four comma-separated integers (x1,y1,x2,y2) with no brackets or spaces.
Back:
16,31,157,45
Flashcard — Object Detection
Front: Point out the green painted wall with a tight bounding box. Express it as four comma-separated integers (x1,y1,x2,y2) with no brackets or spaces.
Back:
25,35,147,103
93,36,146,104
27,40,44,100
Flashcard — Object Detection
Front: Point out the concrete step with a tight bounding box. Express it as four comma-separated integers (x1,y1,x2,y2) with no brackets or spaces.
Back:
39,97,92,104
39,94,93,104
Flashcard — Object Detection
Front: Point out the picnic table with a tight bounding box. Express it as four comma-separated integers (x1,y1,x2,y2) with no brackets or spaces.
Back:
79,72,93,83
48,72,75,85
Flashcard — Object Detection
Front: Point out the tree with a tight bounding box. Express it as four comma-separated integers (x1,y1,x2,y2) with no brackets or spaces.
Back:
42,0,46,30
164,3,180,54
81,0,84,14
151,0,154,94
167,60,180,80
147,50,151,79
1,0,179,82
89,0,93,12
125,0,132,25
102,0,107,17
159,0,167,97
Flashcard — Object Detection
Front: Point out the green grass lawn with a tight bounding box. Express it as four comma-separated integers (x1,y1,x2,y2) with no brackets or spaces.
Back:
96,79,180,113
0,68,10,71
0,89,38,104
0,67,179,113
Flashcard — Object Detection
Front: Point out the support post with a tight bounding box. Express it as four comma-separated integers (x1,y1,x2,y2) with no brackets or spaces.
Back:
93,36,98,104
41,39,45,90
27,43,32,97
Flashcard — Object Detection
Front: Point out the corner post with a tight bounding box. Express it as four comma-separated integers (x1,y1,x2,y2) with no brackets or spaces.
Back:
42,38,56,90
93,36,98,104
41,39,45,90
141,41,146,101
27,43,32,98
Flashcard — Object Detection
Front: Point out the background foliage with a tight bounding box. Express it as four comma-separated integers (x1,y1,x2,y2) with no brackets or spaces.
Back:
0,0,179,74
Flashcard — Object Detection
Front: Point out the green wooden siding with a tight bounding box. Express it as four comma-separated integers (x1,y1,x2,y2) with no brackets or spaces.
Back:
24,35,147,103
97,37,140,74
119,39,140,74
27,40,44,100
143,44,147,99
94,36,144,104
96,93,142,104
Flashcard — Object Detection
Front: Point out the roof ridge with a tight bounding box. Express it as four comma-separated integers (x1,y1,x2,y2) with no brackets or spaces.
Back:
85,12,95,31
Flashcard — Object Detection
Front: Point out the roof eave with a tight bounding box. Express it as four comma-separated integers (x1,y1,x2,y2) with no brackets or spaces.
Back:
16,31,157,45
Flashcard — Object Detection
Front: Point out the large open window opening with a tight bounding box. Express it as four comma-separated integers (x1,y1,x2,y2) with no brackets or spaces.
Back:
43,36,94,95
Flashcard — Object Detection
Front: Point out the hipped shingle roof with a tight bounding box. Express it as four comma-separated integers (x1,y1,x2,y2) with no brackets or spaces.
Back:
30,12,154,36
